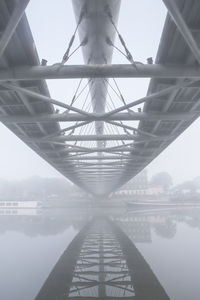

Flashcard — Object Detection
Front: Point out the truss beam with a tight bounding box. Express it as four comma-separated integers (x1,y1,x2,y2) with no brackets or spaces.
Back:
0,111,195,124
1,64,200,81
1,83,90,116
63,155,133,160
58,147,135,153
39,134,169,142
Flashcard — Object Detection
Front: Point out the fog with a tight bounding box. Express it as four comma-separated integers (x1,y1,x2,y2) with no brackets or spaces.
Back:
0,0,200,183
1,208,200,299
1,1,200,299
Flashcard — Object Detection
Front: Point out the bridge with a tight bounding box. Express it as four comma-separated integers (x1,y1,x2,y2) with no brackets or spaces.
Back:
35,217,169,300
0,0,200,196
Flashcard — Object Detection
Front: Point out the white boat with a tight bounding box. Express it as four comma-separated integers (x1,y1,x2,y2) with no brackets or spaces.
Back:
126,200,200,208
0,201,42,209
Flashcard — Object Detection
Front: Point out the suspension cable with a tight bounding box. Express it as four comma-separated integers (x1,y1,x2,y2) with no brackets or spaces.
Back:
61,6,87,64
106,89,130,141
104,80,133,136
103,78,134,115
68,81,93,136
63,37,88,64
65,79,92,114
105,5,139,69
112,78,134,115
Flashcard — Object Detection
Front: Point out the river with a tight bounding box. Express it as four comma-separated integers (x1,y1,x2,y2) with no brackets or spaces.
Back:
0,206,200,299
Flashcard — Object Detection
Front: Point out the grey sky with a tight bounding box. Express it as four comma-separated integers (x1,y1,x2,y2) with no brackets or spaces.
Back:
0,0,200,184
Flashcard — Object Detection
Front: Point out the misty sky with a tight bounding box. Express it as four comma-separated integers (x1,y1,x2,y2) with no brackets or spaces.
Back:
0,0,200,184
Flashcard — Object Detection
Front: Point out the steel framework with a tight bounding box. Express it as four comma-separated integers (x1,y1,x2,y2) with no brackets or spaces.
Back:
35,217,169,299
0,0,200,195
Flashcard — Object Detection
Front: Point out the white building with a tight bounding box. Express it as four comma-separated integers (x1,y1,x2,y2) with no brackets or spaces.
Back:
114,170,148,196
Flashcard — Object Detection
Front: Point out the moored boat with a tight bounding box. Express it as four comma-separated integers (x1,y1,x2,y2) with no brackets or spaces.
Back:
126,199,200,209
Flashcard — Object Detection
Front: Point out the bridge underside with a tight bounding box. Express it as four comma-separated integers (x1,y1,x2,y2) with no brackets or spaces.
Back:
36,217,169,299
0,0,200,196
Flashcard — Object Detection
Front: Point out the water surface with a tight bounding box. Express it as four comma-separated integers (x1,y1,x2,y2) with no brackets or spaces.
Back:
0,206,200,299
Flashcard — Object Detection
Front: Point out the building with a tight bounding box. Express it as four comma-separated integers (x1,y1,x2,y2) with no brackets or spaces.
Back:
114,170,148,196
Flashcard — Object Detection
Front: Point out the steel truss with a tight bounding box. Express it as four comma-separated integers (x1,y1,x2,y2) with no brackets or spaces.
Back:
36,218,169,299
67,220,135,299
0,0,200,195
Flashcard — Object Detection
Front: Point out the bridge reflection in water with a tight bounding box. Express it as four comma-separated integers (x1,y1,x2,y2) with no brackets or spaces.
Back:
35,217,169,300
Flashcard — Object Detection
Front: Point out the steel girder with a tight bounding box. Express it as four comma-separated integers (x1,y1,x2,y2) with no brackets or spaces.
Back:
35,218,169,299
1,64,200,81
1,0,200,196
